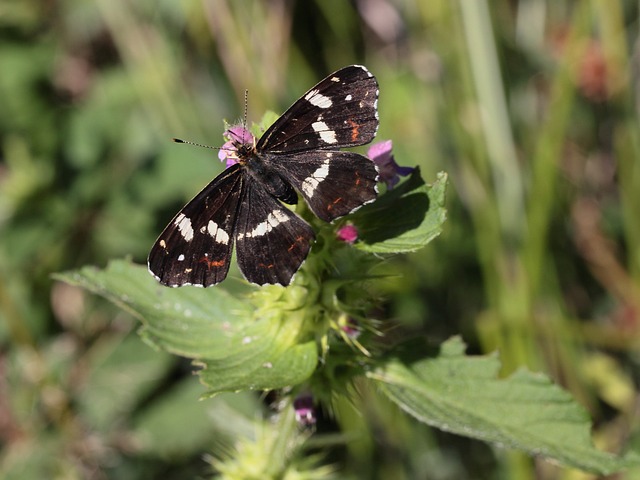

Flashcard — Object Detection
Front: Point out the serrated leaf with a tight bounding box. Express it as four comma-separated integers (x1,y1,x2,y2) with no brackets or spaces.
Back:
368,337,639,474
354,170,447,254
54,260,318,395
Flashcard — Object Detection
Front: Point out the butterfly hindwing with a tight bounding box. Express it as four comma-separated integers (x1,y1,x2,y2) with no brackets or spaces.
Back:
267,151,379,222
148,164,244,287
256,65,379,153
235,181,315,285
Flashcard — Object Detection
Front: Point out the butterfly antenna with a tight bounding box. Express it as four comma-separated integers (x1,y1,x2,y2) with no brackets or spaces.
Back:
172,138,220,150
243,89,249,143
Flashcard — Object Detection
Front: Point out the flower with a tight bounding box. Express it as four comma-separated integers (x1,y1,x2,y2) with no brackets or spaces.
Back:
218,126,255,168
336,224,359,244
367,140,414,189
293,393,316,427
339,316,362,340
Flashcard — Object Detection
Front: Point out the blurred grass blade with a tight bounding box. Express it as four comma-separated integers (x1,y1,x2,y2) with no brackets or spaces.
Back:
459,0,524,240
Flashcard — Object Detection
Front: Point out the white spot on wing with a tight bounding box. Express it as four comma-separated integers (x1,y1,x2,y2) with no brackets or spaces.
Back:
311,121,337,144
301,159,330,197
175,213,194,241
305,89,332,108
312,121,328,131
345,94,352,101
269,209,288,226
178,254,185,261
330,76,340,82
319,130,337,144
238,210,290,239
207,220,230,245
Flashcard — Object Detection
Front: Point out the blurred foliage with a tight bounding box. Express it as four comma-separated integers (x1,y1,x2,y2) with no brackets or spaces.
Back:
1,0,640,478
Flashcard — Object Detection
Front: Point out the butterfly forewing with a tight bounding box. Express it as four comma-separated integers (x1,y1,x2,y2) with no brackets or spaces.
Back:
148,164,244,287
235,181,315,285
257,65,379,153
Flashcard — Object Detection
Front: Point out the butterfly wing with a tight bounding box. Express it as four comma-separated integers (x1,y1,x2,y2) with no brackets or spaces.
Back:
268,151,378,222
148,164,244,287
235,181,315,286
256,65,379,153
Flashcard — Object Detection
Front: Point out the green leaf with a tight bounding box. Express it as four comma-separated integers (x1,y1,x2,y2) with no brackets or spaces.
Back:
198,338,317,394
54,260,318,395
132,379,260,458
78,334,174,431
354,169,448,254
368,337,640,474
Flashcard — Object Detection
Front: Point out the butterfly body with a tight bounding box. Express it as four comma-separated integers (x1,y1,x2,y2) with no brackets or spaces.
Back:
148,65,379,287
244,153,299,205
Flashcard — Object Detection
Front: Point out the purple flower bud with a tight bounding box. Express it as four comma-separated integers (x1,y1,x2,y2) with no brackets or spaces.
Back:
336,224,359,244
218,126,255,168
293,393,316,427
367,140,414,189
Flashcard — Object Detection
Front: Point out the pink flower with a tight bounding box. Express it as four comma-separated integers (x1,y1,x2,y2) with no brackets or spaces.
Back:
340,317,362,340
336,224,359,244
218,126,254,168
293,393,316,427
368,140,414,189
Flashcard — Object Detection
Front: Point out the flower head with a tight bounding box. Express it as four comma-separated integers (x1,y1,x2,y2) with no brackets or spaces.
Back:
293,393,316,427
368,140,414,189
336,224,359,244
218,126,255,168
340,317,362,340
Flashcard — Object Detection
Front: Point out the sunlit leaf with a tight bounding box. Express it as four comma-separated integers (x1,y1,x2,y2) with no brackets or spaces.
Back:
55,260,318,395
354,170,447,254
369,337,640,474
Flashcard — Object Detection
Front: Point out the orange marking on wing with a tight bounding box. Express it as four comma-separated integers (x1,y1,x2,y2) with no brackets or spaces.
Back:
347,119,360,142
288,235,306,252
199,257,225,270
327,197,343,211
258,263,274,269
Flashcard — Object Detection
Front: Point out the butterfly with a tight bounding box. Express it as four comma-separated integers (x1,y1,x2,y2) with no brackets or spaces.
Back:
148,65,379,287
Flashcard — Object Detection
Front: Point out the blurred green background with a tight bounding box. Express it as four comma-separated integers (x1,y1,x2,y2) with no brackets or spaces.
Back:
1,0,639,478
